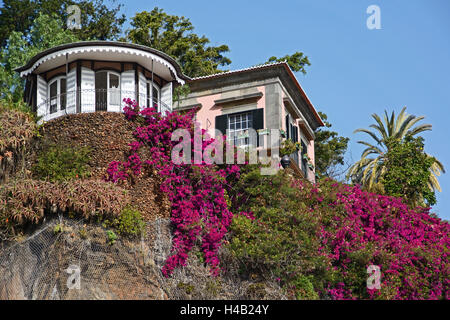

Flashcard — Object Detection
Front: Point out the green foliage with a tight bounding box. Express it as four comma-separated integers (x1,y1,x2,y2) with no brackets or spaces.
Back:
53,223,64,234
68,0,126,41
173,84,191,105
291,275,319,300
0,0,125,47
314,112,349,179
382,136,436,206
177,282,195,295
33,144,91,182
280,139,300,157
228,166,329,299
0,95,35,119
266,51,311,74
347,107,444,195
112,205,145,237
0,13,79,101
79,226,88,239
106,230,117,245
126,7,231,78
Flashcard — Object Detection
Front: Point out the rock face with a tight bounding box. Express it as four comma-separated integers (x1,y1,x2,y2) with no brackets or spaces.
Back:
0,217,172,300
0,216,287,300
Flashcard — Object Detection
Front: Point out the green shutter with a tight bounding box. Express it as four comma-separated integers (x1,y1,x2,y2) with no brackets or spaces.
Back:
215,114,228,136
252,109,264,131
285,115,290,140
251,109,264,147
294,126,299,142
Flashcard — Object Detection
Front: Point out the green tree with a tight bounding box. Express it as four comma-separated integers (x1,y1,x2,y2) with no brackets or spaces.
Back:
314,112,349,179
0,13,79,102
126,7,232,78
347,107,445,196
0,0,125,46
265,51,311,74
228,166,328,299
381,136,436,207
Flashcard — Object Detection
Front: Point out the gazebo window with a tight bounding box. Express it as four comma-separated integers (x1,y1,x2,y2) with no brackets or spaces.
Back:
146,81,160,110
227,111,253,147
48,76,67,114
95,71,120,111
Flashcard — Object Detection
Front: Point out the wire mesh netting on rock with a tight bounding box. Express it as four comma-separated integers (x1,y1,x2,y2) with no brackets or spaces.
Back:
0,216,172,300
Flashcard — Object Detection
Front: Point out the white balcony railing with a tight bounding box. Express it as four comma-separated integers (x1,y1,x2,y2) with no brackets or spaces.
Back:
36,89,170,123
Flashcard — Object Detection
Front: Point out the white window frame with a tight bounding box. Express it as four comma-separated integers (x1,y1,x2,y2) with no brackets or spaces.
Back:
94,70,121,111
227,111,253,148
107,71,121,107
48,76,67,114
300,138,308,177
146,81,160,110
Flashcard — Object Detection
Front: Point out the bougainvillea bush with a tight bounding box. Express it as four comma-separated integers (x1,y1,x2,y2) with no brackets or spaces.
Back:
229,168,449,300
315,179,449,300
106,99,241,276
107,99,448,299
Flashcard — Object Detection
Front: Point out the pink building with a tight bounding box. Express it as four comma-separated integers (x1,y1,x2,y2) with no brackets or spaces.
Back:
17,41,323,182
175,62,324,181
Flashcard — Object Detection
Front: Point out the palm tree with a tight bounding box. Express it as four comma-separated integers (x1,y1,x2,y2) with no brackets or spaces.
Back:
347,107,445,193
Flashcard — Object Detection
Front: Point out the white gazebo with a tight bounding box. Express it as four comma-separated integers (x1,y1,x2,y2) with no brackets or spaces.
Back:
16,41,190,123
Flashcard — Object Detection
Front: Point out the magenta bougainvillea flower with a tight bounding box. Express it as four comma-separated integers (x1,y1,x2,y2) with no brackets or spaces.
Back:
107,99,241,276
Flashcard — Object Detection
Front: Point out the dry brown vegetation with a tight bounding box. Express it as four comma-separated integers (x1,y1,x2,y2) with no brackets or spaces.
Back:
0,107,37,182
0,178,131,227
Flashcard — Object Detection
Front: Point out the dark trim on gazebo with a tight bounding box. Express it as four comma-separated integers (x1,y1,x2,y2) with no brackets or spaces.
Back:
134,63,139,105
15,41,191,82
76,61,81,113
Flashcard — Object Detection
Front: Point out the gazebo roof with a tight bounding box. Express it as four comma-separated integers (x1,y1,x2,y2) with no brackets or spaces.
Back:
15,41,190,85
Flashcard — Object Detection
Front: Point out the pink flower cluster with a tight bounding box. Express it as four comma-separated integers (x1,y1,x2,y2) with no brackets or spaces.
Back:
107,99,241,276
312,181,450,300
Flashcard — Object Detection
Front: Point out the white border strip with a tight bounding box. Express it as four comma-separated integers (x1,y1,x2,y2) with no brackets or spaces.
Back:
20,45,185,85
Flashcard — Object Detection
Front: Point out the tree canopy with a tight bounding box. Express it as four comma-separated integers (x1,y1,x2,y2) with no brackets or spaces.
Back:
314,112,349,179
126,8,232,78
0,13,79,101
0,0,125,47
347,107,444,201
382,135,437,207
265,52,311,74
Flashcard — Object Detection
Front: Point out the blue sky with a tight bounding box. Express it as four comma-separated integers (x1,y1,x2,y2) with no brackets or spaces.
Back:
119,0,450,219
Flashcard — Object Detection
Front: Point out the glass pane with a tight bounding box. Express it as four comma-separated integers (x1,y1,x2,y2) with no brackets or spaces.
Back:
146,83,150,108
109,73,120,106
109,74,119,89
60,78,66,110
153,86,158,101
50,81,57,97
50,81,57,113
95,71,107,111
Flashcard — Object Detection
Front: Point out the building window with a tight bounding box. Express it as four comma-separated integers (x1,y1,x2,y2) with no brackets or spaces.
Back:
95,71,121,111
228,112,253,147
301,140,308,177
285,113,299,166
146,81,160,110
48,77,67,114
